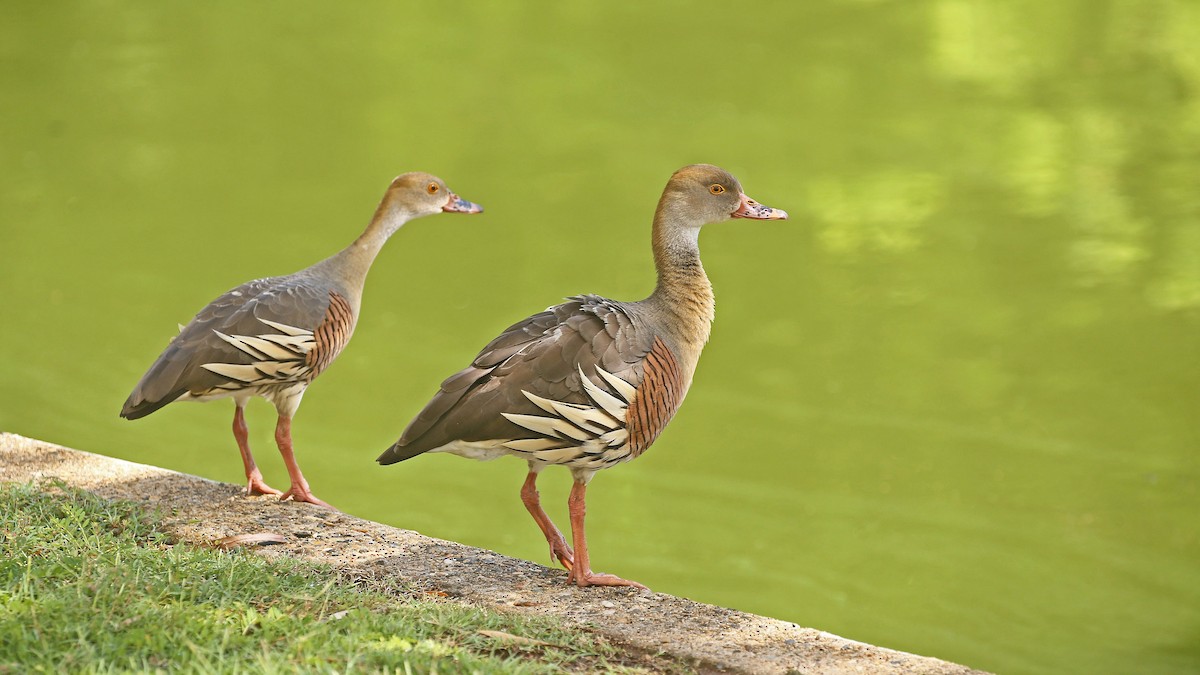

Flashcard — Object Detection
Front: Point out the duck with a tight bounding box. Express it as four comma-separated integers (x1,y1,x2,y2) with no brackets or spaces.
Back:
378,164,785,587
121,172,482,507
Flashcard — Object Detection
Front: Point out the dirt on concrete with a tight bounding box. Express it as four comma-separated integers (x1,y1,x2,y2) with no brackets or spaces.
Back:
1,432,987,675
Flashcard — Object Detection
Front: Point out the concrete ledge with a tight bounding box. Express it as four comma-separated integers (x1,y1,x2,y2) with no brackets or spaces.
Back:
0,432,985,674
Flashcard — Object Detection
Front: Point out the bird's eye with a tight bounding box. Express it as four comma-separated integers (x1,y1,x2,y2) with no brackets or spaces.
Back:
427,182,440,194
709,184,726,195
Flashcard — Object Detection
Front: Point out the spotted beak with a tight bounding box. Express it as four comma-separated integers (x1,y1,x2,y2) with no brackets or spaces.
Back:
443,193,483,214
732,192,787,220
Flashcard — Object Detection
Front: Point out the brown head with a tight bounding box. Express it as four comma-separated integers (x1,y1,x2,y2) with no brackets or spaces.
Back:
656,164,787,230
372,171,483,227
333,171,483,282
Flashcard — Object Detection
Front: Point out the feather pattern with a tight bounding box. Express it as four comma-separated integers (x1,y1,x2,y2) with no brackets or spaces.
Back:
120,276,355,419
500,364,633,467
307,292,355,376
625,337,685,456
198,290,354,394
379,295,690,474
201,324,315,388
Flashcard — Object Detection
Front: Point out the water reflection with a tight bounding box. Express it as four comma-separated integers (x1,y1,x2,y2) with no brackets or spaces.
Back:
809,172,944,254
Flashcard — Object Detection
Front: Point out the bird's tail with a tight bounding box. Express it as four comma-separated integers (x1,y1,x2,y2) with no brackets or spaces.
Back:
376,442,427,465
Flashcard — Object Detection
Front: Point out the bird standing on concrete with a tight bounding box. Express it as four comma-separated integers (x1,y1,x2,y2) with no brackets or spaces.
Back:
121,172,482,507
378,164,785,587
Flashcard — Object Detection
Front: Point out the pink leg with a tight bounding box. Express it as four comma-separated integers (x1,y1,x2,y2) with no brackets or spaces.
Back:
232,404,281,497
520,470,574,570
566,480,647,589
274,416,333,509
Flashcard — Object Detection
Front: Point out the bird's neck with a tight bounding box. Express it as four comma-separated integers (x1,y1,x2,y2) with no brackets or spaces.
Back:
646,210,715,349
315,202,412,304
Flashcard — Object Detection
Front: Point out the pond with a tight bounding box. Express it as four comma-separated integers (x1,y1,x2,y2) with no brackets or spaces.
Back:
2,3,1197,673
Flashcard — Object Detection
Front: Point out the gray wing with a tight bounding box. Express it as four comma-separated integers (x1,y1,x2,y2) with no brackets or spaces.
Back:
379,295,656,463
120,276,343,419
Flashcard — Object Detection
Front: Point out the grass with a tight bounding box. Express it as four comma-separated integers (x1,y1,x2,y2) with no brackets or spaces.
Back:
0,481,643,674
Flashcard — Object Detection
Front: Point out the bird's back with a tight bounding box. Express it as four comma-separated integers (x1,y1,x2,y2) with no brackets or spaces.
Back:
121,272,353,419
379,294,691,469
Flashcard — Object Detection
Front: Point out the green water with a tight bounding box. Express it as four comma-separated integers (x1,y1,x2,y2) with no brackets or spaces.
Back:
2,3,1197,673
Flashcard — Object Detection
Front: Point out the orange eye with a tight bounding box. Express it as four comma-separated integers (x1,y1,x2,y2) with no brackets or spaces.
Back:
427,182,440,194
709,184,726,195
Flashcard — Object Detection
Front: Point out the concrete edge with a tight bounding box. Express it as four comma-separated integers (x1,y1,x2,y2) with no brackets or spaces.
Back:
0,432,986,675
